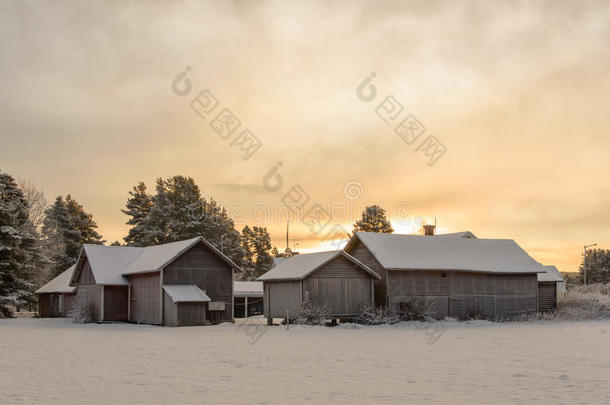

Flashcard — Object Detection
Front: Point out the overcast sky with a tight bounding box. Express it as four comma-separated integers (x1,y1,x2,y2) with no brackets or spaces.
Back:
1,0,609,272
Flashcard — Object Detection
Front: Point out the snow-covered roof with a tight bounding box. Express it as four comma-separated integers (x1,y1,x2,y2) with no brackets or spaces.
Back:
79,245,142,285
436,231,477,239
234,281,263,297
163,285,211,303
348,232,544,274
258,250,381,281
35,266,76,294
272,257,289,268
70,237,243,286
122,238,206,276
538,265,564,282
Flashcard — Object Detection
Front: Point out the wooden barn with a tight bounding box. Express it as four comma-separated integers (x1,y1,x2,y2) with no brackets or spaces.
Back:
537,265,564,312
35,265,77,317
258,250,380,323
344,232,544,320
69,236,242,326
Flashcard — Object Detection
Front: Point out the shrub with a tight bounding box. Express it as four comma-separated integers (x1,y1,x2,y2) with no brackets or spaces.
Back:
293,303,329,325
398,297,438,321
70,303,96,324
553,283,610,320
355,305,399,325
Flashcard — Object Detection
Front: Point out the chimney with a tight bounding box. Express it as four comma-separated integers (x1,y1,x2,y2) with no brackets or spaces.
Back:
423,224,436,236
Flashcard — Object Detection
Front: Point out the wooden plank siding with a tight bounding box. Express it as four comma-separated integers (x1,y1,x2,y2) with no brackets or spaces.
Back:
387,270,538,319
163,291,178,327
77,284,103,321
163,242,234,323
177,303,208,326
129,273,161,324
265,280,302,318
538,282,557,312
264,254,377,319
344,239,388,307
38,293,77,317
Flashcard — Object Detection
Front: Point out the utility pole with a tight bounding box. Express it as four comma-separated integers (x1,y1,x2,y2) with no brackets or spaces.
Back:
583,243,597,285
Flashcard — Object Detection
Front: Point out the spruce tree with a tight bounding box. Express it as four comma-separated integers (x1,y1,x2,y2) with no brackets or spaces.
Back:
0,172,37,316
42,195,104,279
353,205,394,234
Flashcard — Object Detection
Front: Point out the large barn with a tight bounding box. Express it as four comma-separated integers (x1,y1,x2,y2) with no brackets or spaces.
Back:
68,236,242,325
258,250,380,323
35,265,77,317
344,231,545,319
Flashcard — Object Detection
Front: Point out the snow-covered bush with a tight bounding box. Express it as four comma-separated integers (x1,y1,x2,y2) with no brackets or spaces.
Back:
398,297,438,321
553,283,610,320
355,306,399,325
293,303,329,325
70,303,96,323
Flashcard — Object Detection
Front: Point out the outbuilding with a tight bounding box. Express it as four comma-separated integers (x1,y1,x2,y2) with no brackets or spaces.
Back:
69,236,242,325
35,265,77,317
258,250,380,324
233,281,264,318
537,265,564,312
344,232,544,319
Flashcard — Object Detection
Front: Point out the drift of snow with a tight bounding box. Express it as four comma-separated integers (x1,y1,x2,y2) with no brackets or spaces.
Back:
1,318,609,404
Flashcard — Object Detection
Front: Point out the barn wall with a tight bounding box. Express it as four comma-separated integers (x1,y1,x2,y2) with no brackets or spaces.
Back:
538,282,557,312
387,271,538,320
63,293,77,315
78,261,96,284
77,284,103,321
303,255,373,316
303,277,372,316
129,273,161,324
104,286,128,321
264,281,302,318
177,302,207,326
345,239,387,307
163,242,234,323
163,292,178,327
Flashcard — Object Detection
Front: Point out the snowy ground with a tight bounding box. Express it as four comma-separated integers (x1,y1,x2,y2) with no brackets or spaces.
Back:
1,319,609,404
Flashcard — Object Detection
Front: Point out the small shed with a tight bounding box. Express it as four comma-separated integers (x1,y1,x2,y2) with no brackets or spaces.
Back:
258,250,380,323
233,281,264,318
35,266,77,317
538,265,564,312
162,284,211,327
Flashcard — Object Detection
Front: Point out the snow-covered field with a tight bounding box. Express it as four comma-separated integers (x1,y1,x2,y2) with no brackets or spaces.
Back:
1,319,609,404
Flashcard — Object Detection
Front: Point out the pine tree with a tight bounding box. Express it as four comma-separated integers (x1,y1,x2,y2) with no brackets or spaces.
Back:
122,182,152,246
352,205,394,234
42,195,104,280
124,176,245,266
241,225,273,280
0,172,37,317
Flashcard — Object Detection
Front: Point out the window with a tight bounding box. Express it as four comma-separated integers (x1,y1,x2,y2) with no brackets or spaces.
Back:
441,272,448,278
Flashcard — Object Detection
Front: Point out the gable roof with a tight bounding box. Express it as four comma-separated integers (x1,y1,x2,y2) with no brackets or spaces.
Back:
70,237,243,286
163,285,211,303
272,257,289,268
234,281,263,297
258,250,381,281
538,265,564,282
346,232,544,274
436,231,477,239
35,266,76,294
